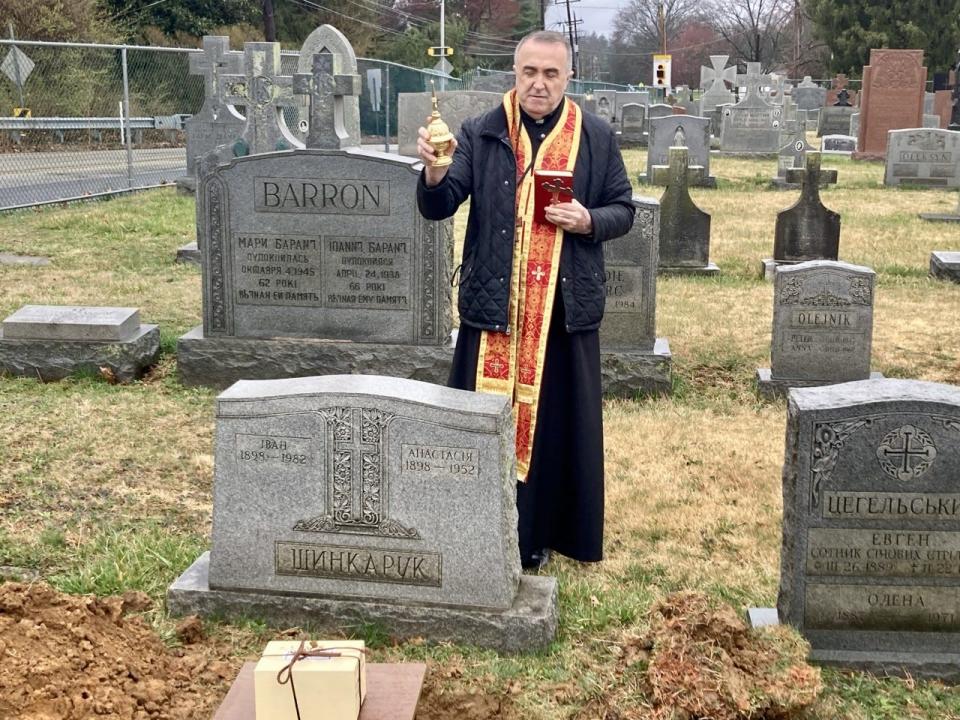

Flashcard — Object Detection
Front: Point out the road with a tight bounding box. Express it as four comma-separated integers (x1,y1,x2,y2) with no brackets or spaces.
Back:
0,147,187,210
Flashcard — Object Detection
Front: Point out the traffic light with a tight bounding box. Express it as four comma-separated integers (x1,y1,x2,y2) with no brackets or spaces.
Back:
427,47,454,57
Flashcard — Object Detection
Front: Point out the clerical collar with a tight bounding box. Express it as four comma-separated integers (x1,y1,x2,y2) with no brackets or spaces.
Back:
520,98,564,127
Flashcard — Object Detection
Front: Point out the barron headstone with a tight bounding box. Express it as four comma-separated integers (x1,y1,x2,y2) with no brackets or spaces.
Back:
884,128,960,187
756,261,880,396
652,147,717,275
856,49,928,159
640,114,714,187
0,305,159,382
167,375,558,651
767,379,960,679
397,91,502,156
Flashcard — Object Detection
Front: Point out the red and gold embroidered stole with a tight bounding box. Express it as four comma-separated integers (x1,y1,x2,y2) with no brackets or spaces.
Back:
475,90,583,482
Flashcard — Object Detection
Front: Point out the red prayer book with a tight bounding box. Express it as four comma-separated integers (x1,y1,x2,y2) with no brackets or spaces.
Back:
533,170,574,225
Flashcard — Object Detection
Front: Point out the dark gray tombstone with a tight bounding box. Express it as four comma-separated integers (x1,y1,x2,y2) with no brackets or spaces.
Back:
884,128,960,188
756,260,881,396
763,152,840,280
822,135,857,155
397,91,501,156
652,147,716,275
599,196,672,396
756,379,960,679
0,305,159,382
167,374,558,651
594,90,616,123
818,106,856,137
640,114,714,187
720,63,782,154
618,102,646,145
794,76,827,112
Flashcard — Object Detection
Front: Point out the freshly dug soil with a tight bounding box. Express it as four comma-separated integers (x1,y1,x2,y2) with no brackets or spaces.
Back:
0,582,237,720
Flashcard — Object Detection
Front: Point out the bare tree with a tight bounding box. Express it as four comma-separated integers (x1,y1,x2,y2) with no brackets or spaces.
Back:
703,0,793,71
610,0,703,84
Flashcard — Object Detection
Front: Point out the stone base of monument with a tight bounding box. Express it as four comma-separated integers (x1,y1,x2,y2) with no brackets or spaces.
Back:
930,251,960,281
761,258,825,282
658,263,720,276
175,176,196,196
168,552,558,653
0,305,159,382
600,338,672,397
179,326,673,397
919,213,960,223
747,608,960,681
175,242,201,266
177,326,457,390
755,368,884,398
637,172,717,189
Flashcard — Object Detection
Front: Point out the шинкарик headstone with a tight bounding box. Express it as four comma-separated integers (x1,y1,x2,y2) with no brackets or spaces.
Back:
756,260,881,397
598,196,672,396
653,147,716,275
0,305,159,382
755,379,960,679
762,152,840,280
884,128,960,188
640,114,714,187
167,374,558,652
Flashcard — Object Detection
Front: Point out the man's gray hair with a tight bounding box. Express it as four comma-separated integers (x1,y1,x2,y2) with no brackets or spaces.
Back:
514,30,572,71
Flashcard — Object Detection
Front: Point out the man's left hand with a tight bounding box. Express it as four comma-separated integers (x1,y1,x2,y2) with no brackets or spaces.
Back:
544,198,592,235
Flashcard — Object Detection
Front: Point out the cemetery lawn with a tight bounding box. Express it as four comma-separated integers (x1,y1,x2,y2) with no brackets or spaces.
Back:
1,148,959,719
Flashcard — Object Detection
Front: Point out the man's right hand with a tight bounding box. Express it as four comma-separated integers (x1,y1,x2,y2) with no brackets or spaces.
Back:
417,120,458,187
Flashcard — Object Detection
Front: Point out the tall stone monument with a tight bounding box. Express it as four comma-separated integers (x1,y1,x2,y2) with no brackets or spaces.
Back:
178,32,454,388
699,55,737,116
295,25,362,148
167,375,558,651
855,49,928,159
720,62,783,154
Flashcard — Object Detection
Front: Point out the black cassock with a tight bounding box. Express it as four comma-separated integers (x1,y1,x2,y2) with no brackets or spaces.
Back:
448,285,604,564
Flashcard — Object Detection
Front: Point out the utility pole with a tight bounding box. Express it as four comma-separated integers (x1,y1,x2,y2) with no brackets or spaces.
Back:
657,2,666,54
793,0,802,78
572,12,582,80
263,0,276,42
540,0,546,31
561,0,581,78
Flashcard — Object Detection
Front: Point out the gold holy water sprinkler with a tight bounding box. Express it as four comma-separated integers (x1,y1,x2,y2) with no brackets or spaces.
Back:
426,80,454,167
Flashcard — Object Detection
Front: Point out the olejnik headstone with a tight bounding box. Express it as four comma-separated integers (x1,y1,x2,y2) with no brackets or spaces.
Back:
777,379,960,679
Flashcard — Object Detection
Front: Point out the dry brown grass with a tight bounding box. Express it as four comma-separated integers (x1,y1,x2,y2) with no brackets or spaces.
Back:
0,151,959,718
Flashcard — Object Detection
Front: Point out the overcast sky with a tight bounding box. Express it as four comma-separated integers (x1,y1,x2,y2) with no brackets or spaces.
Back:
544,0,622,38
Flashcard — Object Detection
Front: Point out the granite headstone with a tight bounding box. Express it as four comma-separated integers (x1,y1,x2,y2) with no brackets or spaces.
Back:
818,106,856,137
884,128,960,187
641,114,713,187
167,374,558,651
794,76,827,112
618,102,646,145
930,251,960,281
185,36,244,177
652,147,716,275
822,135,857,155
772,379,960,678
720,63,782,154
756,261,879,396
856,49,928,159
295,25,362,148
397,91,501,156
699,55,737,116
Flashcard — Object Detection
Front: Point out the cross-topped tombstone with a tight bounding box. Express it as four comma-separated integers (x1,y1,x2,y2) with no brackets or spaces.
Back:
293,50,361,149
721,62,782,153
296,25,362,147
185,36,244,176
699,54,737,115
768,152,840,273
219,42,305,158
652,147,716,274
825,73,857,106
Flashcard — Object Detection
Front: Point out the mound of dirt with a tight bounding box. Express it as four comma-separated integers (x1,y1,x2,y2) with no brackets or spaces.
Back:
0,582,236,720
629,591,822,720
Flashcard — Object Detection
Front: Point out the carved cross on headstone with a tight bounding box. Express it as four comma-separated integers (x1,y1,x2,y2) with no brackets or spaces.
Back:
701,54,737,92
219,42,306,157
189,36,242,121
786,150,838,196
293,49,361,149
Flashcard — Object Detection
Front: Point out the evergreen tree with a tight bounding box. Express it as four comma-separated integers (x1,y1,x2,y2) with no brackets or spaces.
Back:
807,0,960,76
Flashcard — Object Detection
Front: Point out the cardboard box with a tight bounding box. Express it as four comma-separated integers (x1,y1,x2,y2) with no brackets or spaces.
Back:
254,640,366,720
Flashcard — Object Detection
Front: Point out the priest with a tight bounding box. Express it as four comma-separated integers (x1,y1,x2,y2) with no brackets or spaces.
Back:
416,31,635,569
